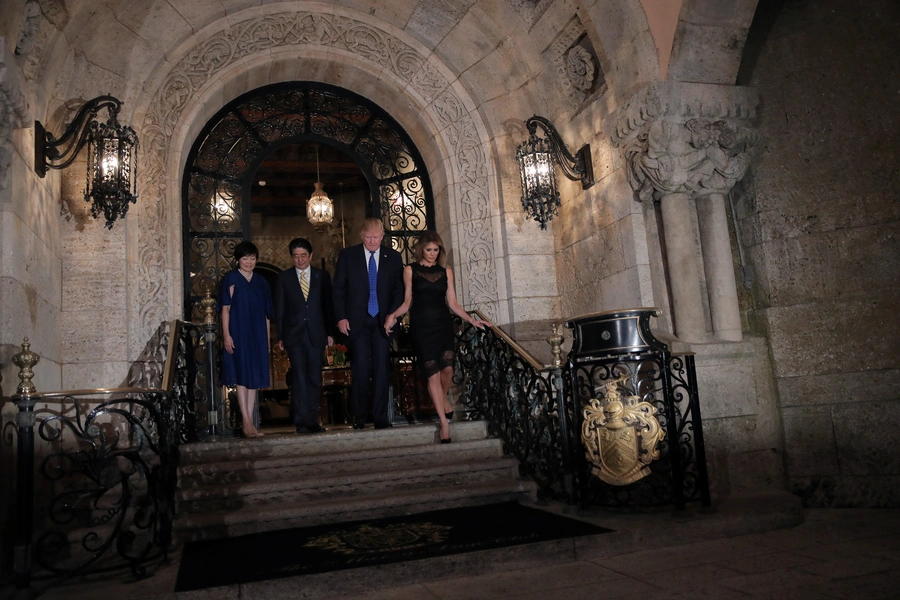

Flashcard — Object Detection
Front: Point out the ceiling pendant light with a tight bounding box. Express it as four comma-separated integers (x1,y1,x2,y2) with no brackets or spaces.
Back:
307,145,334,229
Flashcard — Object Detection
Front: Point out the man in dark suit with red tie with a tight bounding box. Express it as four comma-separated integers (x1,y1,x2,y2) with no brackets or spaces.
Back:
275,238,334,434
333,218,405,429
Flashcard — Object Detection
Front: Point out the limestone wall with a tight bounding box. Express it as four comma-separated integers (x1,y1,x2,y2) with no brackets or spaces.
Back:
0,33,62,400
739,0,900,506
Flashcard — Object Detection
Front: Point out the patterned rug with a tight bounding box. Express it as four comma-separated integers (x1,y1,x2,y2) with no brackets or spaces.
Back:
175,501,612,591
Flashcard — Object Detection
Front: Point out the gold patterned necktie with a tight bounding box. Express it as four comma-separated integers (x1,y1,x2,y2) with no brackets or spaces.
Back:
299,270,309,300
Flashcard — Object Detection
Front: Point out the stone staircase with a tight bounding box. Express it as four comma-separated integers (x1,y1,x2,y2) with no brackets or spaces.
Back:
174,420,536,542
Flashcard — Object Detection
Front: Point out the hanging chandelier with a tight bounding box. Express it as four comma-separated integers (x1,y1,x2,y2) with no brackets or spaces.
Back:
307,146,334,229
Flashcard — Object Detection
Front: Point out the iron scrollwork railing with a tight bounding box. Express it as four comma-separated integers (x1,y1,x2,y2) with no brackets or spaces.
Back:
8,319,201,591
454,313,571,501
455,308,710,512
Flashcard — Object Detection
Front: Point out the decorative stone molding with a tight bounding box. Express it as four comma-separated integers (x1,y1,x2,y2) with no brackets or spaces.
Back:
612,81,759,147
0,37,32,190
137,8,499,348
18,0,68,81
15,1,43,57
544,16,599,109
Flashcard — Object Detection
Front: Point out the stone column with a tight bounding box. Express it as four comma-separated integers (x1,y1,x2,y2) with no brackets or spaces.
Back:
614,83,759,344
660,192,707,342
697,193,742,341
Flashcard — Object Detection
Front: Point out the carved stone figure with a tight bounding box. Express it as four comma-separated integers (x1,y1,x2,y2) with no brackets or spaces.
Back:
626,118,756,202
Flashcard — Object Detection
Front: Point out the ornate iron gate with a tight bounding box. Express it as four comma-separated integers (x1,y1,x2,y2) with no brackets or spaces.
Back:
181,81,435,320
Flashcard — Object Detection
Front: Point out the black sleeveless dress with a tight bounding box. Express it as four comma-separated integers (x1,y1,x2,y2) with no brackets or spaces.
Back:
409,262,455,377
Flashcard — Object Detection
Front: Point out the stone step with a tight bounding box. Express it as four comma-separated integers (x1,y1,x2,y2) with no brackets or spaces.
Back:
177,437,505,488
179,421,488,464
177,455,520,513
175,478,537,542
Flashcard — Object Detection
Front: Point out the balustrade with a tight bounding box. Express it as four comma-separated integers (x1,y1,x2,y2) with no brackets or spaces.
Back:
455,308,711,511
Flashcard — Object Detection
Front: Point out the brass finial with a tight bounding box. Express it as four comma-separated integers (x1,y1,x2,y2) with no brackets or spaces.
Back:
547,323,564,368
12,337,40,396
200,292,217,326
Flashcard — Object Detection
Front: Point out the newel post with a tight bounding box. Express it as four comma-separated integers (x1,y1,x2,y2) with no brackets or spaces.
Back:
200,292,221,438
11,338,39,589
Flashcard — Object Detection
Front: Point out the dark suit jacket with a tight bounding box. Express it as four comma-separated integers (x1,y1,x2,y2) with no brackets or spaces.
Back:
275,266,334,349
333,244,404,340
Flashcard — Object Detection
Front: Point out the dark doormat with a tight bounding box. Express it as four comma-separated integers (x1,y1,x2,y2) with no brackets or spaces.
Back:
175,501,612,591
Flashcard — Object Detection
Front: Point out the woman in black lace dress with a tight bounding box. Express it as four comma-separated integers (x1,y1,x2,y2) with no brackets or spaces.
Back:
384,231,490,443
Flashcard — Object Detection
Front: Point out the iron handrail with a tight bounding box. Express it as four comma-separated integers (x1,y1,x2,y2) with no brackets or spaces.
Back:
469,310,546,372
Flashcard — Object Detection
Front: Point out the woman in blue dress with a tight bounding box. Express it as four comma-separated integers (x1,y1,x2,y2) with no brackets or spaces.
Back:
219,241,273,438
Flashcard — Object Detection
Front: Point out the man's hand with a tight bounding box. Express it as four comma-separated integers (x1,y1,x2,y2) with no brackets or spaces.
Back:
327,336,334,346
338,319,351,335
277,340,284,351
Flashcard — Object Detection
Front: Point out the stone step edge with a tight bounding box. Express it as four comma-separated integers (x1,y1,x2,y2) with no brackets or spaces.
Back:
180,421,489,460
175,479,538,531
177,456,520,501
178,437,503,477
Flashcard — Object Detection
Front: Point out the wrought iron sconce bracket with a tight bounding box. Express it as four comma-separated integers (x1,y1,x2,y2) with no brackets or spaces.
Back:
34,95,139,229
525,116,595,190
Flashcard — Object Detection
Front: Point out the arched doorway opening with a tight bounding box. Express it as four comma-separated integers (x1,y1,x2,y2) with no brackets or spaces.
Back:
181,81,436,320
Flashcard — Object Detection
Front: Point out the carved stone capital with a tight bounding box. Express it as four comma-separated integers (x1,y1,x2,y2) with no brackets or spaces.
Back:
613,82,759,201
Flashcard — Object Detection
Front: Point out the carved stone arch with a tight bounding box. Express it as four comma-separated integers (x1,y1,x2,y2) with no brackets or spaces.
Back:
181,81,437,317
127,5,503,360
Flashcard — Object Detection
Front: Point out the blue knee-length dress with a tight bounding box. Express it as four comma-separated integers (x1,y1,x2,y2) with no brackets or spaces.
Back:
218,270,273,389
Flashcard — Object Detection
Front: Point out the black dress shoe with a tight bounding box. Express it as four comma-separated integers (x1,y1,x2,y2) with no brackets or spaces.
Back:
305,425,326,433
352,418,366,430
374,422,393,430
295,426,305,434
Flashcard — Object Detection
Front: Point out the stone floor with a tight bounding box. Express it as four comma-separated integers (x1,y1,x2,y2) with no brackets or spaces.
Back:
338,508,900,600
11,494,900,600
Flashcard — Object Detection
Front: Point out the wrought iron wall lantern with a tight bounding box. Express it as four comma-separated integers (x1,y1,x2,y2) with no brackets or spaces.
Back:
515,115,594,229
35,95,139,229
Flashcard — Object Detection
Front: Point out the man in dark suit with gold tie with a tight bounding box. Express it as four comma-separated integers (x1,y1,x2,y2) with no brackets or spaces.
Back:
333,218,405,429
275,238,334,433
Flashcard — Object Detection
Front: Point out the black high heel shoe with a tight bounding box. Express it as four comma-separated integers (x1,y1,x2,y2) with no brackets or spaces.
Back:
444,411,454,419
440,437,452,444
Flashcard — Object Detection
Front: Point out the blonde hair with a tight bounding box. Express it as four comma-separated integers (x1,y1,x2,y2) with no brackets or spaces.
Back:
360,218,384,235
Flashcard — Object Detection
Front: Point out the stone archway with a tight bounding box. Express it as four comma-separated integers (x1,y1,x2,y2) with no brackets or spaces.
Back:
128,5,504,360
181,81,437,317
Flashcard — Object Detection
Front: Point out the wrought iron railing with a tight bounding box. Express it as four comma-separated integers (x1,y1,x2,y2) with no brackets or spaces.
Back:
7,319,203,592
455,308,711,512
454,312,572,501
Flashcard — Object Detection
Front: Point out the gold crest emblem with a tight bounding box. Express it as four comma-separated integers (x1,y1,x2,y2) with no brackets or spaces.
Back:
581,375,665,486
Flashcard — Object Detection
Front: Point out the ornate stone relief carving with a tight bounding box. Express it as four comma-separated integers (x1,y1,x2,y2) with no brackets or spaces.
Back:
545,16,601,110
1,38,31,190
138,9,499,346
612,82,760,201
625,118,758,203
